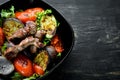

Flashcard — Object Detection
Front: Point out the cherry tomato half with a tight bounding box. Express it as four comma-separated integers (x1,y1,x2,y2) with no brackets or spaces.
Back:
33,63,44,75
13,54,33,77
15,8,44,23
25,7,43,14
0,27,4,46
51,35,64,53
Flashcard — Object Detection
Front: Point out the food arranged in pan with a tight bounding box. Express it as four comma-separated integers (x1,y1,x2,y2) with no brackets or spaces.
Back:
0,6,64,79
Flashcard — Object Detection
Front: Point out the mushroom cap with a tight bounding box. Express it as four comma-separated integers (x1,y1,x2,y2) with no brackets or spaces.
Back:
0,56,14,75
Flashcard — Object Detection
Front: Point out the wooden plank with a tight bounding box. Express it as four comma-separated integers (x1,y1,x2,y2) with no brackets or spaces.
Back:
43,0,120,80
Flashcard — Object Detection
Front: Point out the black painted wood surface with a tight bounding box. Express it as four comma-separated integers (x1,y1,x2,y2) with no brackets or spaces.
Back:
1,0,120,80
43,0,120,80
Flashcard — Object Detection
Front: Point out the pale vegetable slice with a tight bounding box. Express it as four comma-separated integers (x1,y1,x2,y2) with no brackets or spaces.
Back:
0,56,14,75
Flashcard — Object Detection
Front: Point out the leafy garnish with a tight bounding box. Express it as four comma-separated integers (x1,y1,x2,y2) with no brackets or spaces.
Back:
1,42,7,53
44,70,49,76
57,52,61,57
1,5,15,18
23,73,40,80
11,72,23,80
43,36,51,45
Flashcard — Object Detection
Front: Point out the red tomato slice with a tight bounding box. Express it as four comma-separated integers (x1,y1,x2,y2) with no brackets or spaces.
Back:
0,27,4,46
25,7,44,14
15,12,36,23
13,54,33,77
15,8,44,23
33,63,44,75
51,35,64,53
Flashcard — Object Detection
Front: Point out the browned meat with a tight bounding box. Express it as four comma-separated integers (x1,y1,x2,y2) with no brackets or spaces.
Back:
25,21,37,35
35,29,46,41
30,46,37,54
4,36,45,60
30,30,46,54
8,21,37,40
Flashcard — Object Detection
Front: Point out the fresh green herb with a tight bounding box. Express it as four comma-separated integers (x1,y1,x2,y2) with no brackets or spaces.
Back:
1,42,7,53
57,52,61,57
1,5,15,18
44,70,49,76
43,36,51,45
11,72,23,80
36,9,52,30
56,20,60,27
23,73,40,80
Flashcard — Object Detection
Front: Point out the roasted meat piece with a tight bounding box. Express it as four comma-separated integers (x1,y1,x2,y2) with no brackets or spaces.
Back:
8,21,37,40
30,29,46,54
35,29,46,41
4,36,45,60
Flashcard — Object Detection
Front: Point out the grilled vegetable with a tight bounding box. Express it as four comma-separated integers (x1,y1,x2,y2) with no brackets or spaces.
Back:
8,21,37,40
0,56,14,75
37,9,57,38
41,14,57,38
13,54,33,77
34,50,49,71
3,18,24,39
15,8,44,23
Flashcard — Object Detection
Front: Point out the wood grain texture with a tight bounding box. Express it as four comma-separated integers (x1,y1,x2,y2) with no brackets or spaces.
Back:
43,0,120,80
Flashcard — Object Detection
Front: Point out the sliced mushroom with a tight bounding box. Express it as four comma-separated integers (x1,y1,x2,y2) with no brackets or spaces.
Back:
0,56,14,75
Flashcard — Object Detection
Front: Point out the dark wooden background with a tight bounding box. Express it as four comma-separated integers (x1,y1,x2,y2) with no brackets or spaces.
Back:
43,0,120,80
1,0,120,80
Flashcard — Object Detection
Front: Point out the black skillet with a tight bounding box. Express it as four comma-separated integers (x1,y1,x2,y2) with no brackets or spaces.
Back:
0,0,74,80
